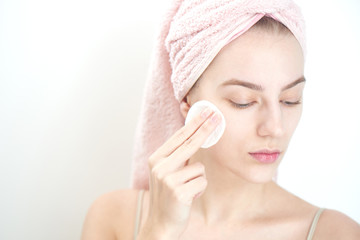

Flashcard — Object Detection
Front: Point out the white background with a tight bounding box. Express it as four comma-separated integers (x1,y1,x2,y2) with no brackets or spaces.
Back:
0,0,359,239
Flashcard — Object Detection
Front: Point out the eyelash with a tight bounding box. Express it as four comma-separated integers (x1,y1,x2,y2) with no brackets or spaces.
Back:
280,100,302,106
230,100,302,109
230,101,255,109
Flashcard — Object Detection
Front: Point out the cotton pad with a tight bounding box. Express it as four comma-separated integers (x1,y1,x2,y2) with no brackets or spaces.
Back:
185,100,226,148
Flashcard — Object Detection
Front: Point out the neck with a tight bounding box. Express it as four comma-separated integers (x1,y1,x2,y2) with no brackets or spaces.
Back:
189,156,277,225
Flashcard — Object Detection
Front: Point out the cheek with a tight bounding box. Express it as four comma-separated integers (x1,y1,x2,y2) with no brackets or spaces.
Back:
217,108,255,146
219,105,302,144
207,109,257,165
283,106,303,135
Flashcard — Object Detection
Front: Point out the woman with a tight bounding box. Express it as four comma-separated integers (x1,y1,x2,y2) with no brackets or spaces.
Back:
81,0,360,239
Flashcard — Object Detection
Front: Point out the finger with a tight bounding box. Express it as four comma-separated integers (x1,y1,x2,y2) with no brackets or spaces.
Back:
164,112,222,171
163,162,206,189
174,176,208,206
150,107,214,161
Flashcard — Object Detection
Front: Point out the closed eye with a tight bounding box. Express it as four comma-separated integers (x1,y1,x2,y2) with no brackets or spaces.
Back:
280,100,302,106
230,101,255,109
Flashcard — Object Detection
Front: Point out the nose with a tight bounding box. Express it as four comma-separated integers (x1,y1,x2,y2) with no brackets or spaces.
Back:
257,103,284,138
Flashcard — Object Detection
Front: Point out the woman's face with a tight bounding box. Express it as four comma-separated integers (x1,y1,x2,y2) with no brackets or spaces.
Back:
184,28,305,183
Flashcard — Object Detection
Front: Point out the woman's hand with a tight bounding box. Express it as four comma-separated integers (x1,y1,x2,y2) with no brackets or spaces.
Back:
138,107,222,239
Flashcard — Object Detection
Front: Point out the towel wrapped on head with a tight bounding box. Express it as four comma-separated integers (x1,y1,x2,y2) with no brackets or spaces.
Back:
131,0,306,190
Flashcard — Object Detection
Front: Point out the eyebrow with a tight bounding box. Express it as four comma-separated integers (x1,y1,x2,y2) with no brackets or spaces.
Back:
220,76,306,91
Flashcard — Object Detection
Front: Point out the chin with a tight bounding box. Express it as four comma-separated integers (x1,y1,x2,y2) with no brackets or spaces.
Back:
213,159,279,185
249,173,277,184
203,143,282,184
243,156,282,184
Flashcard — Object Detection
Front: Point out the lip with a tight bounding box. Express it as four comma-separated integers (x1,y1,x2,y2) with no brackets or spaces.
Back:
249,149,281,164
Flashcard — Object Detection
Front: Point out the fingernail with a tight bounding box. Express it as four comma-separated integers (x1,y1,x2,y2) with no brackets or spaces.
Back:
201,107,213,119
194,192,202,199
211,112,221,124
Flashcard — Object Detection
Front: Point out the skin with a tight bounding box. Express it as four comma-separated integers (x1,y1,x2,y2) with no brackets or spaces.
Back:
81,28,360,240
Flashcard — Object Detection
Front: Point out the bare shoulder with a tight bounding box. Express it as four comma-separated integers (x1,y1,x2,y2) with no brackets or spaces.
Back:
314,209,360,240
81,189,141,240
272,184,360,239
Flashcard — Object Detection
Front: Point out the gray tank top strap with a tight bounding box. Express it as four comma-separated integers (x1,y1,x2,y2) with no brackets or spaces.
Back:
133,189,145,240
307,208,325,240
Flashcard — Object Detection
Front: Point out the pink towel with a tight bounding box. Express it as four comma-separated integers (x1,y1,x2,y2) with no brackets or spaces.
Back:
131,0,306,190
